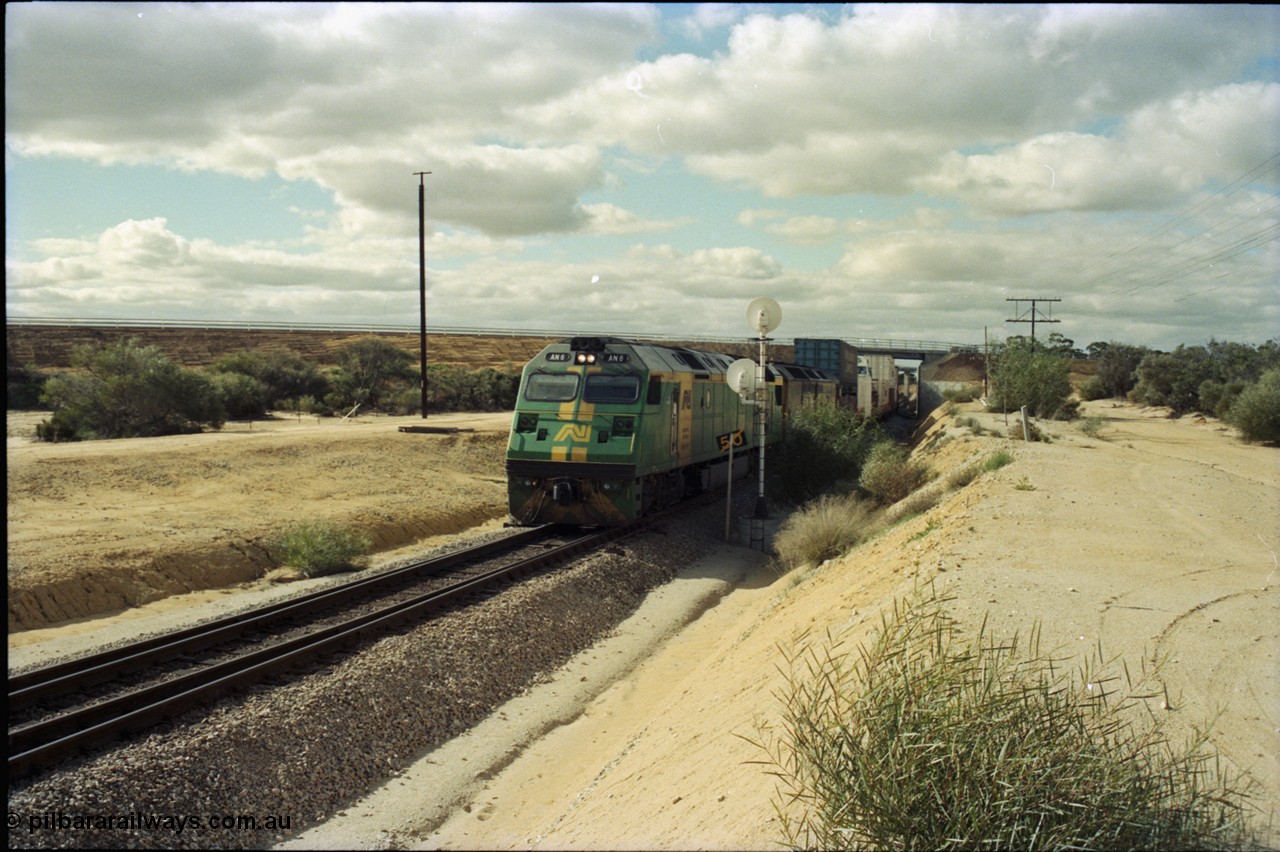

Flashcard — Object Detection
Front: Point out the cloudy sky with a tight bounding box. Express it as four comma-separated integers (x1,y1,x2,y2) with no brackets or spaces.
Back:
6,3,1278,350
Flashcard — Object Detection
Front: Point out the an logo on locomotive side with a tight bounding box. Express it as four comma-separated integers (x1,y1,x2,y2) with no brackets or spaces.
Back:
554,423,593,443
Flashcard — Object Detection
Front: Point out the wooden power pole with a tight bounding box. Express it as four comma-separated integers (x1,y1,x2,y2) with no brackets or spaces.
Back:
1005,297,1061,351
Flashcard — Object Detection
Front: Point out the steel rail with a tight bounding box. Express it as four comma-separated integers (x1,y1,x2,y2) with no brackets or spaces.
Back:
8,526,555,710
8,521,644,781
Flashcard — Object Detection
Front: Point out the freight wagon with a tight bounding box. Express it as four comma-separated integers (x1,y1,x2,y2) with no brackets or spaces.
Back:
793,338,898,417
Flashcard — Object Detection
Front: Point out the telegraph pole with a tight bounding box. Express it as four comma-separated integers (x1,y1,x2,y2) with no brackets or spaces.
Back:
1005,297,1060,351
415,171,432,418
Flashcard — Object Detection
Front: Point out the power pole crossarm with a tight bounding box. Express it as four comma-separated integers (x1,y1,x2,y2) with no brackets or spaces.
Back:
1005,297,1061,351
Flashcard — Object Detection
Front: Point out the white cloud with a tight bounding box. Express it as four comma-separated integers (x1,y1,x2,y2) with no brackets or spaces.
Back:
580,203,687,236
918,83,1280,213
5,4,1278,350
679,4,746,41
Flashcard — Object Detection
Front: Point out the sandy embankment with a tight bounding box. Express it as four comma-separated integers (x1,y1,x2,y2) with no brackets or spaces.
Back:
297,401,1280,850
6,410,514,640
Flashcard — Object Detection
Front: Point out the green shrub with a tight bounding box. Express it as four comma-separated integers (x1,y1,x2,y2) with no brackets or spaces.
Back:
1094,342,1151,399
211,350,329,410
209,370,270,419
989,339,1072,418
774,493,879,572
772,402,885,504
947,449,1015,489
269,521,371,578
1052,398,1081,420
280,395,325,419
328,337,417,411
1200,379,1248,420
1131,341,1278,416
1079,416,1106,439
387,385,424,416
858,441,929,505
7,363,47,410
1227,369,1280,444
38,338,224,440
942,386,977,403
982,449,1014,471
753,587,1265,851
1078,374,1110,401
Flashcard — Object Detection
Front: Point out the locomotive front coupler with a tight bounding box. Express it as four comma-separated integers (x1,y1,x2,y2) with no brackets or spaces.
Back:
550,478,582,506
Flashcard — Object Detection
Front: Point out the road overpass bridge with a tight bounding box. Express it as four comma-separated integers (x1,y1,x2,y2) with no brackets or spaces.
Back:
810,337,978,362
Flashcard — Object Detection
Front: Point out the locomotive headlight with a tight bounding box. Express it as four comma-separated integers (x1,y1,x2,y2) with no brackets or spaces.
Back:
575,352,597,364
613,417,635,437
600,480,622,493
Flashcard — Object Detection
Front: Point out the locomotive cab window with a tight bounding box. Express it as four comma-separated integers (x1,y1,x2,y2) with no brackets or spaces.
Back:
524,372,579,402
584,373,640,404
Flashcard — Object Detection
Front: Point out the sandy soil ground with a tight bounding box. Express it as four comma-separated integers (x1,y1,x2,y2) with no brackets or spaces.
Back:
7,410,513,639
298,400,1280,850
8,400,1279,848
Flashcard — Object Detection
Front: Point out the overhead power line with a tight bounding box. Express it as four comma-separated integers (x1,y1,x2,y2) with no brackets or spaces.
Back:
1082,152,1280,306
1078,152,1280,286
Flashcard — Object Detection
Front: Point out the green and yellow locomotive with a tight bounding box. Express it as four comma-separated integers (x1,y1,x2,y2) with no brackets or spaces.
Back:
505,337,789,526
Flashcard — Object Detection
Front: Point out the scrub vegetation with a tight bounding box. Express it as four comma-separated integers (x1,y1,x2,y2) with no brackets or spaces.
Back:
23,337,520,441
268,521,372,578
751,586,1267,851
769,401,886,504
1082,339,1279,443
858,441,931,505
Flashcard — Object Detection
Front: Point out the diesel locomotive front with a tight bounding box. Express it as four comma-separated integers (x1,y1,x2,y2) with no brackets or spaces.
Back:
504,337,784,526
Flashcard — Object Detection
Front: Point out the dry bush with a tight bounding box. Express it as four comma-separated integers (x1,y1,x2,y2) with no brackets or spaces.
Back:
773,493,881,572
859,441,930,505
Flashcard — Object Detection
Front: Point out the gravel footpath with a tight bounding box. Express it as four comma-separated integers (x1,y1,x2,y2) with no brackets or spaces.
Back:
9,518,717,849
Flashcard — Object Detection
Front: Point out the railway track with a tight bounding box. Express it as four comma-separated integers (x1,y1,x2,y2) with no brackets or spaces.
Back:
8,521,649,780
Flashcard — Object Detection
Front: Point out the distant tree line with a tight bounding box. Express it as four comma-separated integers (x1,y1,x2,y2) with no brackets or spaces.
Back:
11,334,1278,444
989,335,1280,443
10,337,519,441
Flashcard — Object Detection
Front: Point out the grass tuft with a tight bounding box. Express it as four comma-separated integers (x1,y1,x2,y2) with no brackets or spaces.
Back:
773,493,882,573
269,520,372,578
859,441,930,505
746,586,1266,850
1079,416,1107,439
982,449,1014,471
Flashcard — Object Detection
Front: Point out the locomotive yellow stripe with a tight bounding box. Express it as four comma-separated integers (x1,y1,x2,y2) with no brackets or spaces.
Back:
557,364,598,426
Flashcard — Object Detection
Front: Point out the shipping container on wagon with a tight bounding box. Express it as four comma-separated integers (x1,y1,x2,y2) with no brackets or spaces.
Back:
793,338,859,386
856,354,898,417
